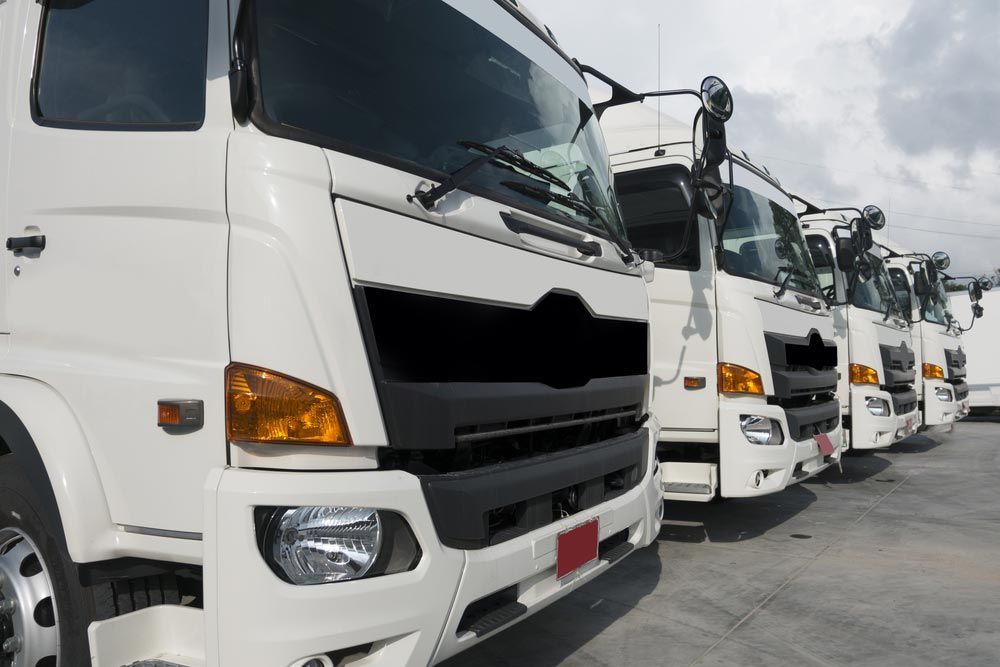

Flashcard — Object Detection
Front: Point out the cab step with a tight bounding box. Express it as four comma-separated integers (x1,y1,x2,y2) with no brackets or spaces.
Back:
599,541,634,564
467,601,528,637
660,462,718,502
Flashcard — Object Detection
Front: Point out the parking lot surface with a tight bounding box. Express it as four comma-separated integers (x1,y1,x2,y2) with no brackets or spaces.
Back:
445,422,1000,666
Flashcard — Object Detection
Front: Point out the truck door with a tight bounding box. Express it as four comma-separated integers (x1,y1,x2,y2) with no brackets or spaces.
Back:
617,166,719,439
2,0,231,534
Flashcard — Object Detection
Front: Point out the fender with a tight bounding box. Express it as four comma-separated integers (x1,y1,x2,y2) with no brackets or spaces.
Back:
0,375,122,564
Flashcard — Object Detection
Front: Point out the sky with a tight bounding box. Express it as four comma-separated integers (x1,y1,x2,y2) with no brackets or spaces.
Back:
528,0,1000,277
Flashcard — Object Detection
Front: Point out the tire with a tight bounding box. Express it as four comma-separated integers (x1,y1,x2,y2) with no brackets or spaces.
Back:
0,454,94,666
0,454,183,667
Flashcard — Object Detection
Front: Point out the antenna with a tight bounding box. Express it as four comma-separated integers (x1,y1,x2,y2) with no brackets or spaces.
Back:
655,24,665,157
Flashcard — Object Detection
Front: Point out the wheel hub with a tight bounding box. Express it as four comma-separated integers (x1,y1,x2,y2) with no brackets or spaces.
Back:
0,529,59,666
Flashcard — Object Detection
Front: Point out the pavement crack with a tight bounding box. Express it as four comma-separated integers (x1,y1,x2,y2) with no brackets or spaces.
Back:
686,473,912,667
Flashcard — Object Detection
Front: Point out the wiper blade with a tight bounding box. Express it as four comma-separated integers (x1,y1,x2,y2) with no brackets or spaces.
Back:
460,141,572,192
773,266,795,298
499,180,635,263
407,141,572,210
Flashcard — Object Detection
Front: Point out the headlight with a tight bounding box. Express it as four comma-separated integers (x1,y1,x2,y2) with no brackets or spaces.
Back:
739,415,783,446
256,506,420,585
935,387,954,402
866,397,890,417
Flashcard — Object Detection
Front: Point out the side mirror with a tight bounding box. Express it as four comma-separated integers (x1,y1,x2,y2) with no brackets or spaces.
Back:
700,76,733,122
913,268,932,296
925,261,939,285
694,187,719,221
637,248,667,264
853,218,874,252
969,280,984,303
974,304,985,319
857,257,874,282
981,277,994,292
700,115,728,172
932,251,951,271
862,205,886,231
835,237,857,272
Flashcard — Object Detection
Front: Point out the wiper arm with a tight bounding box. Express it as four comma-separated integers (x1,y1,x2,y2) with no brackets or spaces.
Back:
408,142,571,210
500,180,635,263
460,141,572,192
773,266,795,298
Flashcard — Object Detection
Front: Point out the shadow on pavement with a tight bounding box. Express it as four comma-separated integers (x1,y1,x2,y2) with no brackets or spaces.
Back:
441,542,663,667
805,452,892,485
890,434,943,454
657,483,817,544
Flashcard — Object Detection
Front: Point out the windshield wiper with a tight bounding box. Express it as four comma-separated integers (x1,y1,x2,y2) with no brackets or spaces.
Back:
773,266,818,299
499,180,635,263
408,142,570,210
460,141,572,192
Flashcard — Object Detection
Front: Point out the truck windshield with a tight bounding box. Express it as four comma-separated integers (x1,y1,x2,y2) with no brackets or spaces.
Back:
922,279,954,326
852,250,905,320
249,0,624,237
721,185,822,298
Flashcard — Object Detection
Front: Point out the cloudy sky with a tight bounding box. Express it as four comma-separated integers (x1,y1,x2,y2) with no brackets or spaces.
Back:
530,0,1000,276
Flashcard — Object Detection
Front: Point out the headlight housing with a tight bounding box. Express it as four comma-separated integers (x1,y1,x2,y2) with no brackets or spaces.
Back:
935,387,954,402
739,415,783,446
256,506,420,585
866,397,890,417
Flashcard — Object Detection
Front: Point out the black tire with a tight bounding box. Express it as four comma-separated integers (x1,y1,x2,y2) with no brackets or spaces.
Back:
0,454,181,666
0,454,95,665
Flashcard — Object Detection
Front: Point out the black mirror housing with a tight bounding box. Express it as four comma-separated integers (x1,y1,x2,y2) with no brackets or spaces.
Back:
835,237,857,273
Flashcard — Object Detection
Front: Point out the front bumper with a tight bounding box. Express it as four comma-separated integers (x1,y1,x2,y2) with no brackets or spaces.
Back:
923,379,962,427
849,387,919,449
718,399,843,498
200,429,661,666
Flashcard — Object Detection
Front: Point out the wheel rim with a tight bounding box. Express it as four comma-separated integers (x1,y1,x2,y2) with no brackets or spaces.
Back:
0,529,59,666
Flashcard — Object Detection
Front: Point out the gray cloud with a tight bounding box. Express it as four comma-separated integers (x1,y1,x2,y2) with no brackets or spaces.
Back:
875,0,1000,156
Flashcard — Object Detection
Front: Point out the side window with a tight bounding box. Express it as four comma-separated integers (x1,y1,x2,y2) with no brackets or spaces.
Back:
888,268,913,314
616,168,700,271
806,235,836,295
33,0,208,130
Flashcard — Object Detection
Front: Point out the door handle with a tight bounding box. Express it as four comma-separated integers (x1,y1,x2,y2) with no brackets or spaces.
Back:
501,214,602,257
6,235,46,255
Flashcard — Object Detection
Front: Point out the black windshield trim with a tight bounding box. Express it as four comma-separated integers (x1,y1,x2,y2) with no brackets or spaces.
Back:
238,0,614,243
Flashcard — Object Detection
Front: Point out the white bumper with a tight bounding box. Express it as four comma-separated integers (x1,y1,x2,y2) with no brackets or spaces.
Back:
717,400,843,498
91,427,662,667
923,379,962,427
849,387,919,449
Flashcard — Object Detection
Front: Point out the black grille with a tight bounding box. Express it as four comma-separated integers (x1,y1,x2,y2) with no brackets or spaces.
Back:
783,398,840,441
890,389,918,416
764,330,838,399
880,342,916,388
945,347,967,380
952,380,969,401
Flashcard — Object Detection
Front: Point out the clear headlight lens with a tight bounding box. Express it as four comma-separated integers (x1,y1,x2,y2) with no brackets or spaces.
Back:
866,397,890,417
739,415,783,446
255,506,421,586
935,387,954,402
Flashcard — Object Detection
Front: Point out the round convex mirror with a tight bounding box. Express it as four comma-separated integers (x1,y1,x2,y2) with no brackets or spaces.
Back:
979,277,994,291
700,76,733,122
862,205,886,230
932,251,951,270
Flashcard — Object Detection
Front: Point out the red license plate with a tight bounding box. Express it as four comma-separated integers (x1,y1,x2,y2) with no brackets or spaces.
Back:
556,519,599,579
816,433,835,456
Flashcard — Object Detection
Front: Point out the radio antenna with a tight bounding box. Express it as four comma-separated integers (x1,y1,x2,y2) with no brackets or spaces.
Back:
655,24,666,157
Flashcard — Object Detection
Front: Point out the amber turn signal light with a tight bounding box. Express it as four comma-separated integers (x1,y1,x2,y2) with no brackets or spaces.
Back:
718,363,764,395
849,363,880,386
922,363,945,380
226,364,351,446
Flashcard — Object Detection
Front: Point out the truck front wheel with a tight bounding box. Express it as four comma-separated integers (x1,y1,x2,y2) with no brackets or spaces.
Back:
0,456,98,665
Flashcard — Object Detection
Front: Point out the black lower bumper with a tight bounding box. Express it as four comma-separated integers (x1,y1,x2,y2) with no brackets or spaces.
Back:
783,399,840,441
890,388,918,415
419,428,648,550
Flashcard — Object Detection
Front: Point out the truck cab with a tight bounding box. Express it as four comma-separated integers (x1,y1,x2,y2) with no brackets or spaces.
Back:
0,1,661,665
883,247,980,429
799,210,920,450
600,100,842,502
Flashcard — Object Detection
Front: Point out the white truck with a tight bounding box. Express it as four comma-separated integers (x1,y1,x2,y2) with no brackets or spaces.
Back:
882,246,982,429
0,1,663,665
950,291,1000,413
797,206,921,450
591,81,843,502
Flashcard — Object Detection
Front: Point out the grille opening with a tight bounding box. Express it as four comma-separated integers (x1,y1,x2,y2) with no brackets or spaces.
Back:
766,331,837,372
362,287,647,389
484,464,639,546
379,405,640,475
